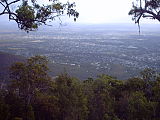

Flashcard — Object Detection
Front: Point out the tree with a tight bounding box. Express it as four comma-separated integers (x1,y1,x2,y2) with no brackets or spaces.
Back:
140,68,156,81
125,77,145,93
0,0,79,32
151,76,160,119
87,75,120,120
53,73,88,120
32,92,59,120
128,91,155,120
129,0,160,32
9,55,51,106
0,91,10,120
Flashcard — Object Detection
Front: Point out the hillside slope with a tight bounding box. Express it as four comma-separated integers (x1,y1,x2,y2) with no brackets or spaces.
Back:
0,51,25,84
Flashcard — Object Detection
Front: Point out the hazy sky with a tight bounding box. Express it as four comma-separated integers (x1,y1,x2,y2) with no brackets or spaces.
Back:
69,0,133,24
0,0,159,25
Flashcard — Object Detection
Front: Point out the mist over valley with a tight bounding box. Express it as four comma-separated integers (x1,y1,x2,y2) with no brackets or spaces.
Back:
0,24,160,80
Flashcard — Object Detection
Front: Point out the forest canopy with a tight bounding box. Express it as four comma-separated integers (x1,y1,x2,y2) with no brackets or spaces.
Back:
0,56,160,120
0,0,160,118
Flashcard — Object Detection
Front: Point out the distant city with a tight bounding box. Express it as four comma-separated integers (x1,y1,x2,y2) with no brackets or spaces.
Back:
0,24,160,80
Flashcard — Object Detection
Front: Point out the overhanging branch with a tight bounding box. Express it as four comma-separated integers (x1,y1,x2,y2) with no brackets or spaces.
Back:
0,0,79,32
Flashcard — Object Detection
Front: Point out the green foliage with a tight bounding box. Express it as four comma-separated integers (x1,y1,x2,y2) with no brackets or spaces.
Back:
13,117,23,120
25,105,35,120
0,95,10,120
128,91,155,120
52,3,63,10
86,75,120,120
140,68,155,81
125,77,145,92
1,56,160,120
9,55,51,105
0,0,79,32
33,93,59,120
16,5,37,31
54,73,88,120
152,77,160,100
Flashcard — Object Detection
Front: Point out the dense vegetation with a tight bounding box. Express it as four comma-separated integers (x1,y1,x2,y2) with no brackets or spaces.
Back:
0,56,160,120
1,0,160,119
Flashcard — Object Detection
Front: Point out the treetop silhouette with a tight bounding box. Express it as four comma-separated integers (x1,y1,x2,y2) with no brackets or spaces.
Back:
129,0,160,32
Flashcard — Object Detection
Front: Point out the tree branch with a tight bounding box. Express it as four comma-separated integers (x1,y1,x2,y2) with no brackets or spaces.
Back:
0,0,79,32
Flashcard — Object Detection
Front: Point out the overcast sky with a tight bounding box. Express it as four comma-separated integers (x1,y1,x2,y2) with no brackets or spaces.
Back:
0,0,159,25
69,0,133,24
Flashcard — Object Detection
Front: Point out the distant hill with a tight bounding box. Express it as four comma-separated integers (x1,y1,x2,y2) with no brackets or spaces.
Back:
0,51,25,85
0,51,137,85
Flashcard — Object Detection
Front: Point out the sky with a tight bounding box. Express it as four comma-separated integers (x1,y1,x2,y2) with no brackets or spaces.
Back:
0,0,159,25
67,0,133,24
